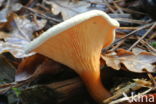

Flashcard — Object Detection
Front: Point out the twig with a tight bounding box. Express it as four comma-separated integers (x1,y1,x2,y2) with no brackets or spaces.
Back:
147,72,156,87
115,18,148,24
112,2,124,14
0,83,14,88
113,23,153,46
103,82,139,104
0,76,35,94
149,32,156,40
0,87,11,94
140,40,156,53
103,0,117,13
119,26,139,30
128,22,156,51
109,40,124,51
102,23,153,52
23,6,62,23
121,7,146,15
114,0,125,3
109,13,131,18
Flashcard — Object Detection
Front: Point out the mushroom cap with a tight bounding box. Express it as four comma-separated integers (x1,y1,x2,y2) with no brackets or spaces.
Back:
25,10,119,74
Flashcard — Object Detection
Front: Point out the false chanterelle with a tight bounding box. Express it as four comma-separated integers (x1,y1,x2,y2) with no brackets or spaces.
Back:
25,10,119,103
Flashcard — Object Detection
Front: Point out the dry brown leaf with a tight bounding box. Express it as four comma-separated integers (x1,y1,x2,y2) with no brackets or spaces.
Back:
0,55,15,82
15,54,63,81
102,49,156,73
0,14,47,58
15,54,45,81
132,48,147,55
0,0,5,7
133,79,152,87
0,31,10,39
44,0,106,20
0,0,22,24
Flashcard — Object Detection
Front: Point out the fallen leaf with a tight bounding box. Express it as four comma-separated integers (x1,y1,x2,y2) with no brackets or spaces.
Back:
44,0,107,20
15,54,63,81
15,54,45,81
0,55,15,82
132,48,147,55
102,49,156,73
133,79,152,88
0,14,47,58
0,0,22,24
0,31,10,39
0,0,5,7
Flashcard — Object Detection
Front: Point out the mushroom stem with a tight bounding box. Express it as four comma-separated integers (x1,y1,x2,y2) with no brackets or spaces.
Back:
81,71,111,102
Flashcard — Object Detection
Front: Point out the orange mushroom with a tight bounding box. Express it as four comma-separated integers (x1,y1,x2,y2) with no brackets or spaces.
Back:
25,10,119,103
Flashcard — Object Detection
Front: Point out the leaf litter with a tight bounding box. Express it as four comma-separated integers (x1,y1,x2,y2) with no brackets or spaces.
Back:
102,49,156,73
0,0,156,104
44,0,107,20
0,14,47,58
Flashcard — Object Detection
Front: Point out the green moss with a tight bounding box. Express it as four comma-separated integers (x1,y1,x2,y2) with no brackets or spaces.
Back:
12,87,21,97
150,41,156,49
